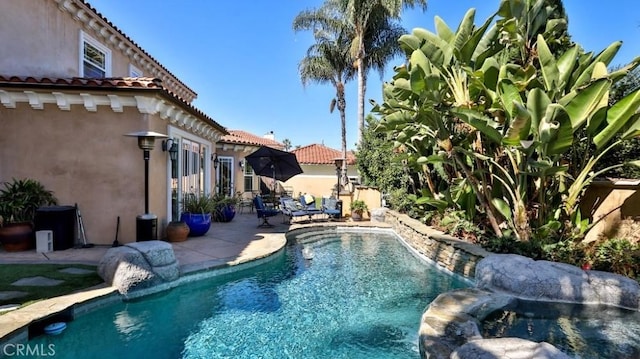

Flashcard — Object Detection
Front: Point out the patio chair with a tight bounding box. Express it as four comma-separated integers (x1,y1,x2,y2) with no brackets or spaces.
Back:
238,191,256,214
322,197,341,221
280,197,311,224
299,194,323,220
253,195,280,228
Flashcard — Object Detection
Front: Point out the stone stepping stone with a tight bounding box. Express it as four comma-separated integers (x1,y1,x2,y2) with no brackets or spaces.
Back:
0,291,28,301
58,267,94,275
11,276,64,287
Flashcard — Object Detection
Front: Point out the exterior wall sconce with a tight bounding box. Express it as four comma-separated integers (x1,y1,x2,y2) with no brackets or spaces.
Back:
212,153,219,169
239,159,244,169
162,138,179,162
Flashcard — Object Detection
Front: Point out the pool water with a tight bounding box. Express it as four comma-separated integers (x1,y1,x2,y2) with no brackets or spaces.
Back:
481,300,640,359
29,230,469,358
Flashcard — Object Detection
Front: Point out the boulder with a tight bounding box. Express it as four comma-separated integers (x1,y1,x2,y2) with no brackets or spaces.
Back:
475,254,640,310
369,207,388,223
98,241,179,295
451,338,572,359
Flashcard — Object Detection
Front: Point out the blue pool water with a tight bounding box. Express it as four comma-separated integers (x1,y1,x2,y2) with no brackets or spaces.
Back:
29,230,469,358
482,300,640,359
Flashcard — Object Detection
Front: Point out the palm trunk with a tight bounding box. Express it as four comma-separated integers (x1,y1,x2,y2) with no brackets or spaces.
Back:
337,83,348,192
357,63,367,147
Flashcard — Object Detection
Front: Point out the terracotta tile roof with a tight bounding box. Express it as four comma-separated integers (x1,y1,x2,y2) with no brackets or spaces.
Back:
221,130,285,149
292,143,356,165
75,0,197,97
0,75,227,134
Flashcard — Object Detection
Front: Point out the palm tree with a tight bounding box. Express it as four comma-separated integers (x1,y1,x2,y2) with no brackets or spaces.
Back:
294,7,356,189
282,138,292,152
335,0,428,145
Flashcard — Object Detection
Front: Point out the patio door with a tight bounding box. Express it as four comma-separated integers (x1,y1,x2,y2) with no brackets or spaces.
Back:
216,156,234,197
167,128,212,221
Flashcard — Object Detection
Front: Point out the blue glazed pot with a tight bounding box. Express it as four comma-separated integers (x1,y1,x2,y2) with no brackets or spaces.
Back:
180,213,212,237
219,205,236,222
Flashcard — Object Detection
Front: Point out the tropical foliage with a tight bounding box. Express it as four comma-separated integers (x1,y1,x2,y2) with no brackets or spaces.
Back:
369,0,640,246
0,178,57,225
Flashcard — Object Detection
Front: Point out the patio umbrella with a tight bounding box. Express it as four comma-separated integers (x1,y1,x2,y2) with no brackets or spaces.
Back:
245,146,303,182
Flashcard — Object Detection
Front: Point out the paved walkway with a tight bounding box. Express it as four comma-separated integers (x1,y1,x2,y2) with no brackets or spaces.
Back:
0,211,292,270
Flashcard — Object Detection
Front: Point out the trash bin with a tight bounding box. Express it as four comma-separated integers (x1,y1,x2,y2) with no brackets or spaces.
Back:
34,206,76,250
136,213,158,241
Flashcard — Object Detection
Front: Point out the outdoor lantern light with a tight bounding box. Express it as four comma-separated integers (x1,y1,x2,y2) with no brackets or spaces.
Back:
162,138,179,162
124,130,167,242
212,153,219,169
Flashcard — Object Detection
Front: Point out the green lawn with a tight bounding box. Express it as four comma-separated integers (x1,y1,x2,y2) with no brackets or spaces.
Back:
0,264,104,308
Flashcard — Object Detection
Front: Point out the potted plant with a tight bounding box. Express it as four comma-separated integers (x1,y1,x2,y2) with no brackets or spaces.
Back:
211,193,239,223
0,178,58,251
165,220,190,242
180,194,213,237
350,200,368,221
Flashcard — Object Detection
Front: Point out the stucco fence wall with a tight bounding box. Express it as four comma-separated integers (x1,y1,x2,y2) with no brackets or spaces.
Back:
383,210,490,278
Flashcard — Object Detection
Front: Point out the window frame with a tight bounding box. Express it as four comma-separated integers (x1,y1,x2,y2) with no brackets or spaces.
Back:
79,31,111,78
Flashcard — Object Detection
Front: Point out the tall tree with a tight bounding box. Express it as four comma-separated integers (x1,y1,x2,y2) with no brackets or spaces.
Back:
335,0,427,145
294,7,356,188
282,138,292,152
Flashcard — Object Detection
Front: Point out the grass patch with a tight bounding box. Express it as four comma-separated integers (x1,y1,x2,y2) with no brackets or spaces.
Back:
0,264,104,308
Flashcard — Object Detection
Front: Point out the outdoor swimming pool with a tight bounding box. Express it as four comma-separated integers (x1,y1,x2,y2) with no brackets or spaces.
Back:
28,229,469,358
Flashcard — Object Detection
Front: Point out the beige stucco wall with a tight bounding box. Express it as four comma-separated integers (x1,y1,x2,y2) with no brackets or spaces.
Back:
581,181,640,242
0,0,194,100
284,164,357,198
0,101,170,246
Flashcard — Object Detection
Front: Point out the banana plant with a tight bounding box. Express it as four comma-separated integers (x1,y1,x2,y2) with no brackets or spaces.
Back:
372,0,640,242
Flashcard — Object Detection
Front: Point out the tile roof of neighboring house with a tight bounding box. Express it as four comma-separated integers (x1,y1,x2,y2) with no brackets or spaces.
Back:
221,130,285,150
292,143,356,165
0,75,227,134
74,0,196,98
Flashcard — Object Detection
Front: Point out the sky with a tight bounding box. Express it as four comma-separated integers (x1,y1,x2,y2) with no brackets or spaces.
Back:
89,0,640,151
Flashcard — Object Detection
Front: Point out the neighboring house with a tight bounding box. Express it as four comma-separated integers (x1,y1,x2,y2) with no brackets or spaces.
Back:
0,0,227,245
286,143,356,198
216,130,284,197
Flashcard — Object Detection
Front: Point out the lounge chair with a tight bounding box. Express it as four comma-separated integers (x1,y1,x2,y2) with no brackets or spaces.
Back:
280,197,311,224
322,197,341,221
299,194,323,220
253,195,280,228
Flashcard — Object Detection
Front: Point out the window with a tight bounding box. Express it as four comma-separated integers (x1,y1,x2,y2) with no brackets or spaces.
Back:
80,32,111,78
129,64,143,77
243,162,254,192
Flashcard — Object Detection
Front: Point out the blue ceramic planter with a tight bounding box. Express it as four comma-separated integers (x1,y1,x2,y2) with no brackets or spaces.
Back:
214,205,236,222
180,213,212,237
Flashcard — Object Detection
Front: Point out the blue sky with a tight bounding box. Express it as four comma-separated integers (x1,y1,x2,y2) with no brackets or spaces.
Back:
89,0,640,150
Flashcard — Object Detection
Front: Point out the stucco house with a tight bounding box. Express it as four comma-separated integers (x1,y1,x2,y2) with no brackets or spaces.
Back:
286,143,357,199
0,0,229,245
216,130,284,197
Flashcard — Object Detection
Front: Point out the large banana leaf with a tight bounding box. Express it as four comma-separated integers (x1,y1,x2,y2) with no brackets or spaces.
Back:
593,88,640,148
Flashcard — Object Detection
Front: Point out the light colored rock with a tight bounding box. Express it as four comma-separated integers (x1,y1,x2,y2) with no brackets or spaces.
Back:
369,207,388,222
98,240,179,295
451,338,572,359
125,241,175,267
475,254,640,310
